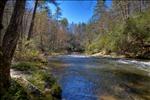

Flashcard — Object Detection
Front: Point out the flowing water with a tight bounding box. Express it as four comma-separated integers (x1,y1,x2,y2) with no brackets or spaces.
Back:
48,55,150,100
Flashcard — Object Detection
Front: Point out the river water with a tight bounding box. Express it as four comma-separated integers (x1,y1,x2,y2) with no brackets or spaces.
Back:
48,55,150,100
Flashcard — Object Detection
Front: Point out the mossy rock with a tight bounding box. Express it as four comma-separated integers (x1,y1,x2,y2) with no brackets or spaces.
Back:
51,83,62,99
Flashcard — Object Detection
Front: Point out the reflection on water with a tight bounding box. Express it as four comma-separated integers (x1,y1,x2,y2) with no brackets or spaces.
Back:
48,55,150,100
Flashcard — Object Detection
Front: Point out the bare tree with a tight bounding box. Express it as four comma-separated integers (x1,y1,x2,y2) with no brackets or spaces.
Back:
27,0,38,40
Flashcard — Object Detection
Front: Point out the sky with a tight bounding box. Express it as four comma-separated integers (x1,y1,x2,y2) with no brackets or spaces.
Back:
50,0,112,24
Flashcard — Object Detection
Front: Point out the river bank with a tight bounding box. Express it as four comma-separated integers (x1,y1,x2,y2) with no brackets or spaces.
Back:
89,51,150,60
10,64,61,100
2,53,62,100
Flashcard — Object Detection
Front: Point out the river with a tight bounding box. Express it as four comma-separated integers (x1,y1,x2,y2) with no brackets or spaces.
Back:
48,55,150,100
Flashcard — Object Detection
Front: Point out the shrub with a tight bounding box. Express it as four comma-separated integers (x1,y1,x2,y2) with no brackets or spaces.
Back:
28,70,55,91
11,61,41,71
51,83,62,98
1,80,30,100
14,49,40,62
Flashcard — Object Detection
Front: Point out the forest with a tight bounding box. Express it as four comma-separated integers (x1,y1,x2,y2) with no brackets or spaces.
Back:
0,0,150,100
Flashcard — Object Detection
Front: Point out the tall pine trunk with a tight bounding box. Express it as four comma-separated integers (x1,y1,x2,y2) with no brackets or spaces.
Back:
0,0,26,96
27,0,38,40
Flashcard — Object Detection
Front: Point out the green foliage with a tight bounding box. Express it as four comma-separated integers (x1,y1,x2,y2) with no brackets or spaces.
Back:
120,11,150,57
86,10,150,58
27,70,61,100
11,61,43,71
11,62,61,100
2,73,60,100
86,38,102,54
28,70,55,91
11,61,42,71
51,83,62,98
15,37,49,63
60,18,68,27
15,49,40,62
86,28,122,54
15,39,48,65
12,62,32,71
2,80,30,100
28,71,46,90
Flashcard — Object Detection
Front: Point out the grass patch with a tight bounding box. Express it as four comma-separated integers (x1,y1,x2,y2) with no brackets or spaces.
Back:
28,70,55,91
28,70,61,99
11,56,61,99
1,80,30,100
11,61,44,71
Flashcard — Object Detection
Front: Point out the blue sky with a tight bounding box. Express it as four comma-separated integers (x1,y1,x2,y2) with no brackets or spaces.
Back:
50,0,111,23
50,0,112,24
50,0,96,23
27,0,112,24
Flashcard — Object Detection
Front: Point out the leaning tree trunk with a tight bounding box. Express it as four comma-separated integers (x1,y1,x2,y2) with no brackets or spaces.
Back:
27,0,38,40
0,0,7,46
0,0,26,96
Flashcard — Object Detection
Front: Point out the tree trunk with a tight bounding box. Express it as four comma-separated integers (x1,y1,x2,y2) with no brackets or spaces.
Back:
27,0,38,40
0,55,11,95
0,0,26,96
0,0,7,46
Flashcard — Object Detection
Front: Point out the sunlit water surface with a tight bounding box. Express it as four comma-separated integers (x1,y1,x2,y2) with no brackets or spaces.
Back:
48,55,150,100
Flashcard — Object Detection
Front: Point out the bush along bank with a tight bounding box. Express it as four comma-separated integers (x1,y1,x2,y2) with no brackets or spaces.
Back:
3,50,62,100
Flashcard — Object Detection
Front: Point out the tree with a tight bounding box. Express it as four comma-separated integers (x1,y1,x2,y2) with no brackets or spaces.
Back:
0,0,7,46
60,18,68,28
27,0,58,41
54,6,62,20
84,0,150,57
0,0,26,96
93,0,106,21
27,0,38,40
33,10,50,52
